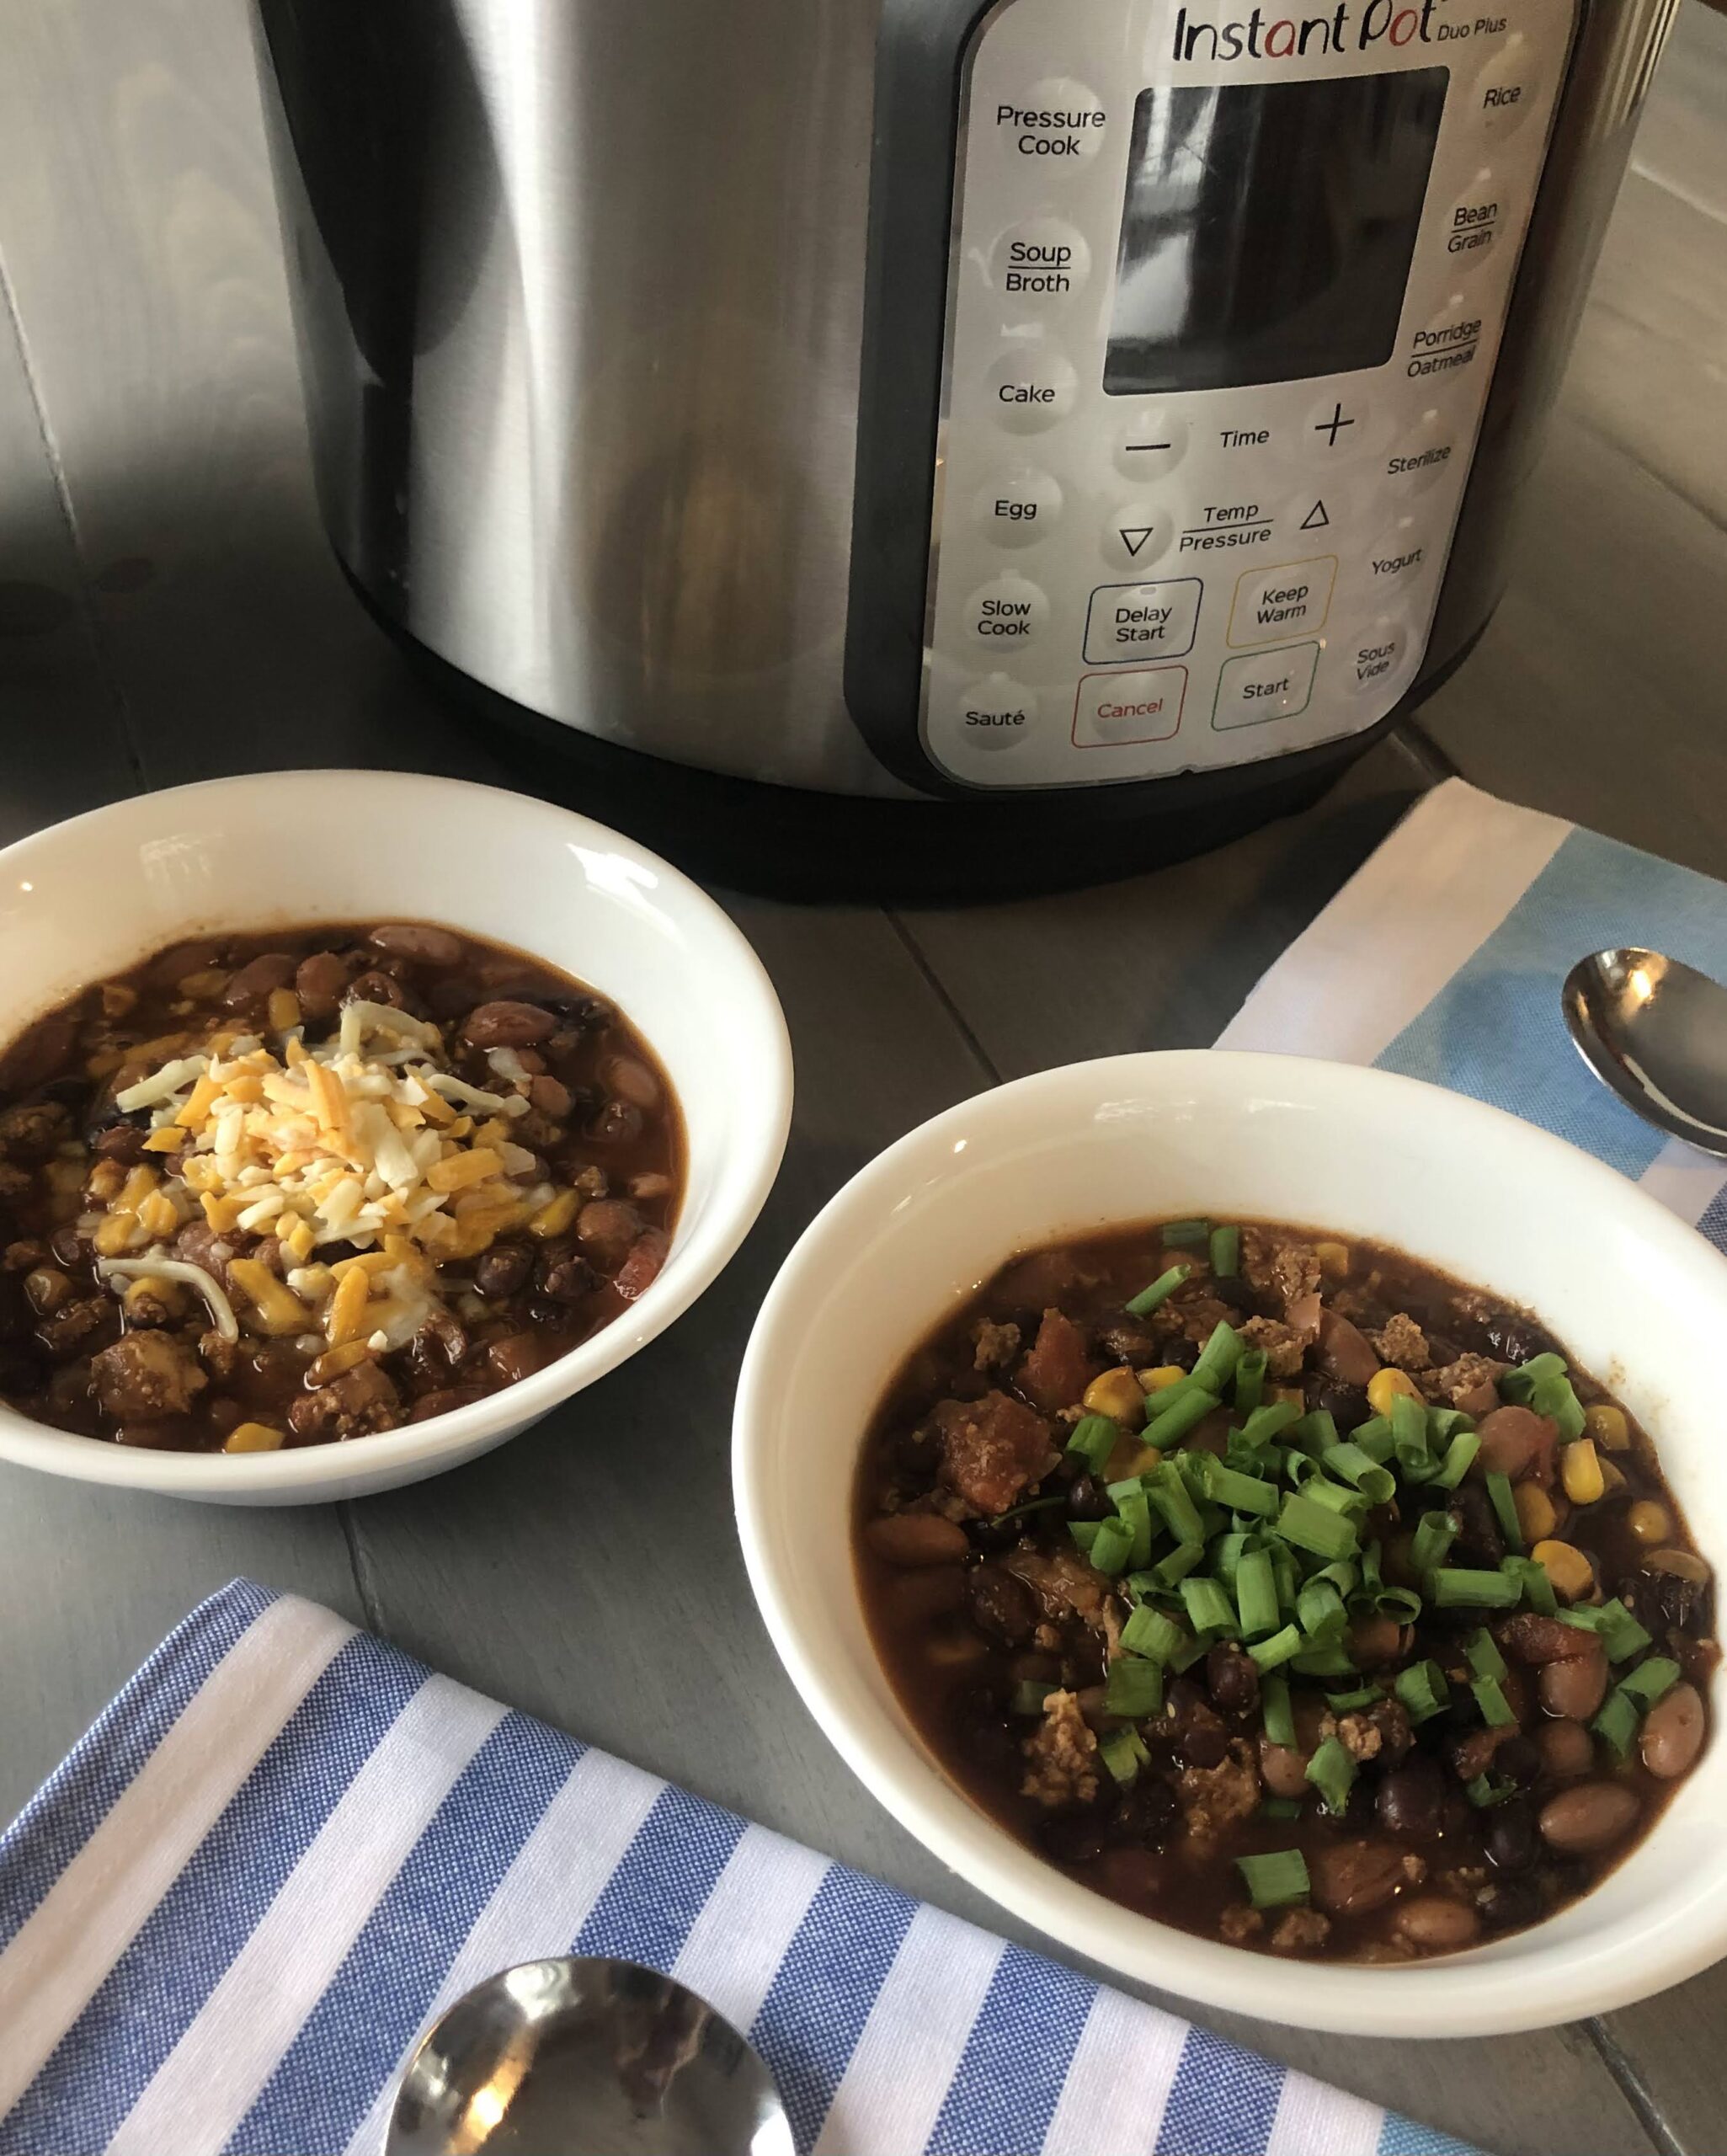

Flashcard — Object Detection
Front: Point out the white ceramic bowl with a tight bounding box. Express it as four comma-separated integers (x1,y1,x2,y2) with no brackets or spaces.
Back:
0,771,792,1504
734,1051,1727,2037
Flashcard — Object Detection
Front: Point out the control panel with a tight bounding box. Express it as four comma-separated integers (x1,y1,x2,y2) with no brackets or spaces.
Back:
920,0,1577,787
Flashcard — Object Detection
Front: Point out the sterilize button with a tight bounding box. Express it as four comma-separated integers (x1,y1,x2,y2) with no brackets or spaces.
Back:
973,467,1063,547
989,220,1091,299
963,574,1050,649
1112,408,1189,481
988,347,1078,434
953,675,1039,749
1213,643,1319,731
1073,666,1187,747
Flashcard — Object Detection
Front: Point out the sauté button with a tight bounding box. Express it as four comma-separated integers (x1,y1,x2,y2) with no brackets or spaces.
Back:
1073,666,1186,748
973,467,1063,547
988,349,1078,433
963,574,1050,648
1213,643,1319,731
1083,578,1201,665
989,219,1091,299
1228,556,1335,648
951,675,1039,749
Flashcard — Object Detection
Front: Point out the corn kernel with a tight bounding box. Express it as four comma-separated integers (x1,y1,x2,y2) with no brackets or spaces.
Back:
93,1212,139,1257
1120,1444,1164,1478
1627,1499,1671,1545
45,1158,88,1198
1138,1364,1189,1394
1367,1367,1421,1417
1531,1539,1594,1602
227,1257,315,1338
530,1189,580,1239
1646,1547,1711,1584
1083,1368,1146,1427
1513,1483,1557,1544
223,1421,286,1454
136,1190,179,1241
1314,1240,1351,1279
1584,1402,1630,1453
1270,1384,1306,1410
177,969,228,998
1598,1456,1628,1497
1560,1437,1604,1507
268,987,301,1033
87,1159,126,1203
141,1126,186,1154
100,981,137,1019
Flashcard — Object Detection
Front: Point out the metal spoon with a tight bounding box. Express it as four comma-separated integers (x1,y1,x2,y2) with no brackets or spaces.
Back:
1562,947,1727,1159
386,1956,792,2156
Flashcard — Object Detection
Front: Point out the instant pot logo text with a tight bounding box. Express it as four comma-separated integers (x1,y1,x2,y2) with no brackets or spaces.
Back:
1170,1,1450,61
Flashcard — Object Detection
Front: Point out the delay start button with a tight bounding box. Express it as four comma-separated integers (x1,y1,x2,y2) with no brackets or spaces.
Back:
951,675,1038,750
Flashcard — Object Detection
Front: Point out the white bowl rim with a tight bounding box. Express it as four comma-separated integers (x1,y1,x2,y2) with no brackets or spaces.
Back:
0,768,794,1497
733,1048,1727,2038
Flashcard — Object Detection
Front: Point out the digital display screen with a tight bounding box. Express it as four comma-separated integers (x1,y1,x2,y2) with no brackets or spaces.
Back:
1105,69,1448,397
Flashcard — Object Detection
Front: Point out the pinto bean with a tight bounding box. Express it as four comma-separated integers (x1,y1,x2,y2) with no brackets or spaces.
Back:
366,922,463,965
605,1055,661,1107
1537,1719,1595,1779
461,1000,557,1048
528,1074,572,1119
866,1513,970,1568
1310,1839,1408,1918
1499,1612,1602,1665
294,951,351,1019
219,953,298,1010
1316,1309,1381,1389
1640,1682,1706,1780
1538,1782,1639,1854
1476,1405,1558,1486
968,1566,1037,1645
1394,1897,1481,1952
1539,1646,1607,1721
345,969,405,1009
1258,1735,1313,1800
575,1198,645,1269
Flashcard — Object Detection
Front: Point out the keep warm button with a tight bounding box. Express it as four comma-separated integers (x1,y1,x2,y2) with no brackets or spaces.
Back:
1213,643,1319,732
1228,556,1335,648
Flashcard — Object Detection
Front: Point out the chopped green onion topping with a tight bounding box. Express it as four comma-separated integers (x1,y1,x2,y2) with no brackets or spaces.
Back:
1275,1493,1360,1562
1485,1470,1523,1555
1202,1457,1281,1518
1431,1431,1482,1491
1394,1660,1451,1724
1235,1549,1280,1641
1291,1408,1339,1454
1260,1796,1303,1821
1372,1587,1425,1624
1249,1623,1303,1673
1325,1443,1397,1506
1296,1578,1346,1644
1191,1321,1245,1394
1148,1459,1207,1546
1010,1680,1051,1716
1085,1516,1134,1577
1505,1555,1559,1615
1472,1675,1516,1727
1143,1386,1220,1453
1325,1684,1381,1711
1105,1656,1165,1719
1181,1575,1239,1640
1305,1734,1357,1816
1466,1628,1508,1681
1209,1224,1241,1277
1236,1849,1311,1908
1151,1540,1207,1590
1065,1414,1118,1471
1261,1672,1296,1749
1126,1264,1191,1318
1410,1511,1458,1576
1592,1689,1639,1763
1232,1348,1266,1418
1106,1481,1154,1571
1465,1771,1519,1808
1431,1566,1522,1609
1596,1598,1655,1663
1161,1217,1212,1248
1618,1656,1682,1710
1121,1604,1187,1662
1099,1726,1149,1786
1292,1644,1357,1678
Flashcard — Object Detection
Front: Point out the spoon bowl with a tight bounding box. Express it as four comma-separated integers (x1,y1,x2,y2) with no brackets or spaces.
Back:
1562,947,1727,1159
386,1957,792,2156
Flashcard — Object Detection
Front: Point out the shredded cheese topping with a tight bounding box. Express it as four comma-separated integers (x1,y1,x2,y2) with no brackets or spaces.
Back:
93,1005,561,1349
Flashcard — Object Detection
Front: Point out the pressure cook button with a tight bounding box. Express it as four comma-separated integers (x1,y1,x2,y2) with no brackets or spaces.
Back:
1212,643,1319,732
1113,409,1189,481
989,220,1091,299
1083,578,1201,665
973,467,1063,547
963,574,1050,649
988,348,1078,433
1073,666,1186,748
1103,502,1177,574
994,77,1107,162
951,675,1038,749
1475,34,1534,141
1446,171,1502,269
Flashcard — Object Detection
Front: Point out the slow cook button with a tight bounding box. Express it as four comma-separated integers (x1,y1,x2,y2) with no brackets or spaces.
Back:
1083,578,1201,665
1228,555,1335,648
987,348,1078,433
951,675,1039,749
1212,643,1319,732
1072,666,1186,748
972,467,1063,547
964,574,1049,648
989,219,1091,299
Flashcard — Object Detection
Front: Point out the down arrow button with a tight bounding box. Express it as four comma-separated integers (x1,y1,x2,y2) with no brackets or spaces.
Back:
1106,508,1170,573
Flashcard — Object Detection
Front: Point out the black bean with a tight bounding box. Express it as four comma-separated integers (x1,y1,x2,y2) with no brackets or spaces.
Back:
1484,1797,1539,1873
1376,1755,1446,1840
1065,1475,1111,1523
1037,1809,1111,1865
1112,1778,1178,1849
474,1241,533,1300
951,1688,1021,1781
968,1566,1037,1646
1206,1643,1260,1715
1447,1481,1505,1568
1478,1875,1543,1932
1303,1374,1372,1433
1495,1735,1542,1790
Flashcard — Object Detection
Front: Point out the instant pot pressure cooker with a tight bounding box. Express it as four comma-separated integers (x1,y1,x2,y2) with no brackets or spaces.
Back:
254,0,1677,893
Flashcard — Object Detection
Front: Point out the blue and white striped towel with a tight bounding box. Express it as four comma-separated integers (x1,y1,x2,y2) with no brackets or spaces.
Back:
0,1581,1470,2156
1218,778,1727,1250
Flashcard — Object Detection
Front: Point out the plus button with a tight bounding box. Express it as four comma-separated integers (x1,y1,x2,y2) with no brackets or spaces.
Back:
1314,402,1356,447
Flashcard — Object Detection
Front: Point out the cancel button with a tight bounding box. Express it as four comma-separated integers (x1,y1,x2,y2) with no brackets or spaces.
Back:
1213,643,1319,732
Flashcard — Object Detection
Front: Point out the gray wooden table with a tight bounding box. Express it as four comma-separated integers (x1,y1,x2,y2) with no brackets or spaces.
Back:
1,3,1724,2150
